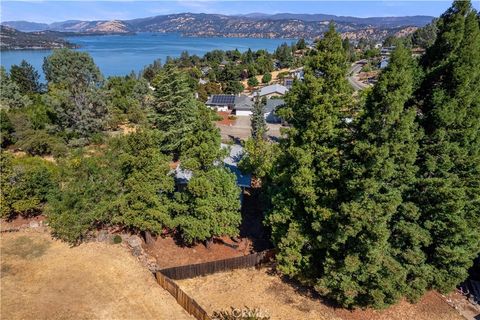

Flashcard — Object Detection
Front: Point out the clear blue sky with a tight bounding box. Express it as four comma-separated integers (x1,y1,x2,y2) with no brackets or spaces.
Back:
1,1,478,23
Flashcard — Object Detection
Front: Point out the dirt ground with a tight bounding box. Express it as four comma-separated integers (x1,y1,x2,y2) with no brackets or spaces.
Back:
144,235,251,269
217,115,283,141
178,267,464,320
0,230,192,320
241,68,290,93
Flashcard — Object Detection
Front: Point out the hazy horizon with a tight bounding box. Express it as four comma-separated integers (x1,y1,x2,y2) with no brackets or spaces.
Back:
3,1,475,24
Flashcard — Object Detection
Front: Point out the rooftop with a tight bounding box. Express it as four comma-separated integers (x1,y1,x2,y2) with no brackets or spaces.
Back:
265,98,285,114
206,94,253,111
256,84,288,97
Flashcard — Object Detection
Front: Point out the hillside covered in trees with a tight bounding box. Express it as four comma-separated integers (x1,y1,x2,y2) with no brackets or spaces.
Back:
0,0,478,311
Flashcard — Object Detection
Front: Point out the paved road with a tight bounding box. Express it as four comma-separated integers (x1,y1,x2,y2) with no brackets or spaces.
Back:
347,62,369,91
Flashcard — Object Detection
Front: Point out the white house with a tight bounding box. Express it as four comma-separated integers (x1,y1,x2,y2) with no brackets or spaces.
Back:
205,94,254,115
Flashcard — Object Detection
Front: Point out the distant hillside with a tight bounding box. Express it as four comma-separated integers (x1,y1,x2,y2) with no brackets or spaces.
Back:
247,13,434,27
1,20,50,32
0,26,77,50
1,12,434,40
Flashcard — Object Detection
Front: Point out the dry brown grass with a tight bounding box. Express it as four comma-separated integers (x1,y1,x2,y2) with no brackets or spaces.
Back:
0,230,192,320
178,267,464,320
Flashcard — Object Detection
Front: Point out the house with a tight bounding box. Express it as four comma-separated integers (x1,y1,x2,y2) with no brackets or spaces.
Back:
289,67,304,80
381,46,396,56
264,99,284,123
234,95,254,116
206,94,254,115
255,84,289,99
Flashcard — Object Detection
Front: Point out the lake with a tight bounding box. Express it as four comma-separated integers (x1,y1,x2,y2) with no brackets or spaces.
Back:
1,33,294,79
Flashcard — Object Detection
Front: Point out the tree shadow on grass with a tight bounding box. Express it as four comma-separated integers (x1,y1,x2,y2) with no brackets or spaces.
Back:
2,236,50,260
265,266,348,310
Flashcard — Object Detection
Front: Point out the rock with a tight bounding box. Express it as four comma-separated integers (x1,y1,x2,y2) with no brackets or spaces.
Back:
131,246,142,257
97,230,110,242
127,235,143,248
127,235,143,256
29,221,40,228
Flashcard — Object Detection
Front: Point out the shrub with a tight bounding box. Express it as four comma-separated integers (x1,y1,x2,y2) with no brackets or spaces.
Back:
113,235,122,244
247,76,259,87
261,73,272,84
15,130,67,157
0,152,58,219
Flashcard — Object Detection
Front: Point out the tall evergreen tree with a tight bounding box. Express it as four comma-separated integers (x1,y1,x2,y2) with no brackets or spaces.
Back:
266,23,352,285
251,96,268,140
152,66,197,157
415,0,480,293
316,45,427,308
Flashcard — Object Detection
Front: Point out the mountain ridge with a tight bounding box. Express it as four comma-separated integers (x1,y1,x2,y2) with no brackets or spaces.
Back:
2,12,434,41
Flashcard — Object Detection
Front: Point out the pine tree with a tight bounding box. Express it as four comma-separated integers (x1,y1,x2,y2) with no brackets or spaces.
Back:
316,45,427,308
415,0,480,293
152,65,198,157
266,23,352,284
251,96,268,140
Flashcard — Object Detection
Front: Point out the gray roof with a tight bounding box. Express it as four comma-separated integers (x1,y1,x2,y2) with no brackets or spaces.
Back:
257,84,288,97
206,94,253,111
234,95,254,111
265,99,285,114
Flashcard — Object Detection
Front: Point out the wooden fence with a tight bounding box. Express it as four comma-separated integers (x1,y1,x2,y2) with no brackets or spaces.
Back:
155,272,211,320
158,249,275,280
155,249,275,320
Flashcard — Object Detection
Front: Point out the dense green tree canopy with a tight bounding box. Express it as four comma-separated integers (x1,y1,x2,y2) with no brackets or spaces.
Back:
173,167,241,244
415,0,480,293
316,45,425,308
266,23,352,291
1,153,58,219
43,48,102,91
9,60,41,94
152,66,198,157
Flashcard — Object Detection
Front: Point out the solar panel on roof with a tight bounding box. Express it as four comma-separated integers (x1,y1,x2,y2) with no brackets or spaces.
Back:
211,95,235,105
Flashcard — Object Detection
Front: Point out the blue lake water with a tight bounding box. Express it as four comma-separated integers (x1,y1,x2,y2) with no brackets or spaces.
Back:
1,33,294,80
